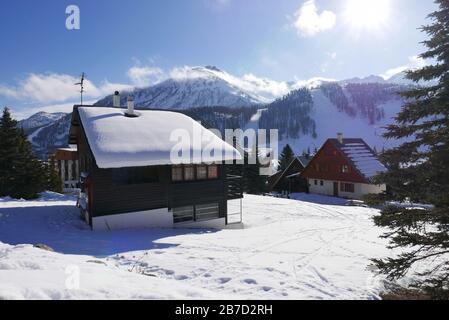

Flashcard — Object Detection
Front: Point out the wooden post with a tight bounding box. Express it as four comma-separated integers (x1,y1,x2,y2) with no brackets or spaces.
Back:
75,160,79,185
60,160,66,188
68,160,73,188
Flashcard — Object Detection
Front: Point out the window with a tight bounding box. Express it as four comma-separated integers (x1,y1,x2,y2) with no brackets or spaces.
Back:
320,180,324,186
172,166,183,182
172,165,220,182
195,203,220,221
314,180,318,185
173,206,194,223
184,166,195,181
208,165,218,179
341,183,355,193
173,203,220,224
341,165,349,173
113,167,159,185
196,165,208,180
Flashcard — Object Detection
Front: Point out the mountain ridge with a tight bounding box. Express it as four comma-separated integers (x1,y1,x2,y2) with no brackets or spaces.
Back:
20,66,415,159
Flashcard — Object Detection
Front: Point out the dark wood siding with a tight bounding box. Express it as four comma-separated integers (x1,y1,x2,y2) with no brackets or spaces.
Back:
89,164,228,218
90,166,169,217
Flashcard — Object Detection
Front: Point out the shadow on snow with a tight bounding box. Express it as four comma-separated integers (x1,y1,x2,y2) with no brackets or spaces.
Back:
0,201,218,257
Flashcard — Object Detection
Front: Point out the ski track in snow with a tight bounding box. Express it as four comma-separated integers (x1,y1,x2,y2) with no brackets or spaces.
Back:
0,192,392,300
27,124,51,146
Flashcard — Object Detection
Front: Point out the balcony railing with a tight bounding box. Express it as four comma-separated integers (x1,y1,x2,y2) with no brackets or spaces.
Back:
226,174,243,200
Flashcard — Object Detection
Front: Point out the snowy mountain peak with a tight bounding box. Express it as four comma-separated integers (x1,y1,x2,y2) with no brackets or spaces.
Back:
204,65,222,72
96,66,269,109
340,75,387,85
19,111,67,131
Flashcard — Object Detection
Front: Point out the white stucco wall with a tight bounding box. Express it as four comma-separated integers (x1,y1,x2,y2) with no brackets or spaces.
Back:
308,179,386,200
360,183,387,196
92,208,173,231
308,179,335,196
91,208,230,231
173,218,226,229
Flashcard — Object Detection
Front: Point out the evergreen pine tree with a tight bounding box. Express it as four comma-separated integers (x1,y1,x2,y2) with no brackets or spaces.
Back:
278,144,295,172
0,107,20,196
242,142,266,195
371,1,449,298
45,159,63,193
0,107,46,199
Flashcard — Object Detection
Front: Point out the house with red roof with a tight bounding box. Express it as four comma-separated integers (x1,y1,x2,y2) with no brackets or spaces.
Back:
300,134,387,200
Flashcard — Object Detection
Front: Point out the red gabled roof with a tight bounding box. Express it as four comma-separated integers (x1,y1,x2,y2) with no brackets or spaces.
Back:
300,138,386,184
329,138,387,181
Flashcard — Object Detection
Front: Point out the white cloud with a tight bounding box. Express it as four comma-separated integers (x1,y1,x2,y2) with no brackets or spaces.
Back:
97,80,134,95
293,76,337,89
127,66,165,87
11,101,96,120
381,55,428,79
239,74,291,100
293,0,336,37
0,73,133,104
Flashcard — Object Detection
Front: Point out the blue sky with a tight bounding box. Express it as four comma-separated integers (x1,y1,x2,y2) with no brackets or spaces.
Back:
0,0,438,118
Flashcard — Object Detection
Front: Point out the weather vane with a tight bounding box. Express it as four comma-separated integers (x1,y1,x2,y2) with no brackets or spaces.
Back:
75,72,85,105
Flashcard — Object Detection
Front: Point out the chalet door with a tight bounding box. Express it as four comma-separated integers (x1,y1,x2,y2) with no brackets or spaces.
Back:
333,182,339,197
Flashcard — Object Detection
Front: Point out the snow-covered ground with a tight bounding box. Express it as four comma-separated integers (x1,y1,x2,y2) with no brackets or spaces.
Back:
0,192,391,300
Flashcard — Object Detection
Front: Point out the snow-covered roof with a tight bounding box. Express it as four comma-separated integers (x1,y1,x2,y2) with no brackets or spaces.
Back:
57,146,77,152
297,156,311,168
335,139,387,179
77,107,241,169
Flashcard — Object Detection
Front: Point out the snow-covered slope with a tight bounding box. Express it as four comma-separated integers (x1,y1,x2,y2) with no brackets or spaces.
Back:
19,111,67,131
23,113,72,159
96,66,270,109
299,86,404,151
0,192,393,300
257,82,407,155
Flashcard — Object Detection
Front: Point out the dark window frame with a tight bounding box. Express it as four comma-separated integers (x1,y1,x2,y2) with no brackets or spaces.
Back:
173,202,220,224
184,165,195,181
207,164,219,179
196,165,208,180
172,166,184,182
340,183,355,193
171,164,220,183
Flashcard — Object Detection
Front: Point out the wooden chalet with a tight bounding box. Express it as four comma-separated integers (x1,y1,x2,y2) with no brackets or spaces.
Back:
267,156,311,194
300,134,387,200
68,96,243,230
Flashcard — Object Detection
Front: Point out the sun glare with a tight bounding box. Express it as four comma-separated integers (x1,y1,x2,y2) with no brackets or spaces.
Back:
344,0,391,30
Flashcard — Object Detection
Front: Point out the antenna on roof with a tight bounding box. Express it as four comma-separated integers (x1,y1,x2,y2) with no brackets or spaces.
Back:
75,72,85,105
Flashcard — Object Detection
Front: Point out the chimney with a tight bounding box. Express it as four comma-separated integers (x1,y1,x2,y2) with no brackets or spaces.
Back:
337,133,344,144
112,91,120,107
127,95,135,115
